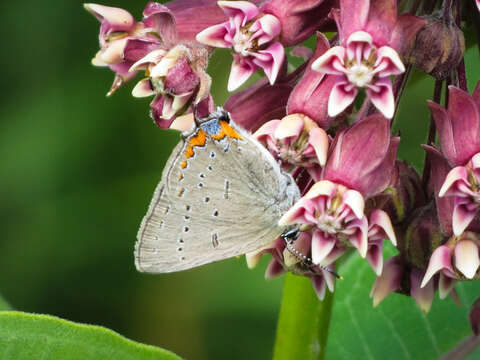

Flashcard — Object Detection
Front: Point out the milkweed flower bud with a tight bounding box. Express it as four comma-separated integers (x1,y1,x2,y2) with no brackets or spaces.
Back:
409,11,465,80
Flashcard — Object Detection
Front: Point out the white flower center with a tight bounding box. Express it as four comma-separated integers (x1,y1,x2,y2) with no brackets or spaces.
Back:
346,63,374,88
233,31,253,56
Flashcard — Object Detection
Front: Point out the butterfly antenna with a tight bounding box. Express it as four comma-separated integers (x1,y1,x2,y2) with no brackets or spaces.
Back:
281,230,343,280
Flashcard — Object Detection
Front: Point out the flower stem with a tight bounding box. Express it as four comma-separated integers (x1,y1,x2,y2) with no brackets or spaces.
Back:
273,273,334,360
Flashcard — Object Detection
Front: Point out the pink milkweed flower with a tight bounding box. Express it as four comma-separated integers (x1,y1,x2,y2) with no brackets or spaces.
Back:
279,114,398,274
420,233,480,297
311,0,424,118
245,233,337,300
130,43,211,128
254,114,329,181
428,83,480,235
85,3,152,95
196,1,285,91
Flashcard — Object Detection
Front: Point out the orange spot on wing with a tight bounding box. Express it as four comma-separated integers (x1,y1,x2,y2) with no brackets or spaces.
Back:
211,121,243,141
185,130,207,158
180,161,187,169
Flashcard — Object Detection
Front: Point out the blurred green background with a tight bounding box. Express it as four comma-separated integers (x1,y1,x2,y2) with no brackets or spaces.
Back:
1,0,480,359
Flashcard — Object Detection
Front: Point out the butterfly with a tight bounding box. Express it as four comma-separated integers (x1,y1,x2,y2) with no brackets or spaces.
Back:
135,108,301,273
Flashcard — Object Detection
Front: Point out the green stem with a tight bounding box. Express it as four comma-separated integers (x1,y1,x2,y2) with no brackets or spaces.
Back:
273,273,335,360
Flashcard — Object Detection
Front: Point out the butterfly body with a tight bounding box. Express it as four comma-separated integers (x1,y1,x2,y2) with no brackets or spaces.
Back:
135,108,300,273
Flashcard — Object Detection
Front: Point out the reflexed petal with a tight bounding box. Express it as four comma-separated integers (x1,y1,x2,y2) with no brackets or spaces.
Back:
256,14,281,43
274,114,304,139
84,3,134,30
347,216,368,257
343,189,365,219
227,56,258,91
311,46,347,75
328,78,357,116
265,258,286,279
370,256,402,307
427,100,456,165
170,113,195,132
339,0,370,40
99,38,128,64
452,197,477,236
369,209,397,246
304,180,337,199
374,46,405,76
129,49,166,72
253,42,285,85
311,275,327,300
438,166,468,197
411,268,434,313
309,127,329,166
367,77,395,119
218,1,259,24
311,231,336,265
132,78,155,97
195,23,232,48
454,240,480,278
421,245,453,288
142,2,177,46
438,273,457,299
366,242,383,276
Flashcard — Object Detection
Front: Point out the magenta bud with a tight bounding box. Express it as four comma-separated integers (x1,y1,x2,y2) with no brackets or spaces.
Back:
408,11,465,80
324,114,399,199
261,0,336,46
428,85,480,167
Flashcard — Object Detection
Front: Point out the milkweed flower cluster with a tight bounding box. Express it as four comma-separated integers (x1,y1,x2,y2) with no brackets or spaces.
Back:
86,0,480,330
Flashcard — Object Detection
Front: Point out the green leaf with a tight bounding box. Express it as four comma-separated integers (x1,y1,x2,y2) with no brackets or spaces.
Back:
326,249,480,359
0,312,182,360
273,273,334,360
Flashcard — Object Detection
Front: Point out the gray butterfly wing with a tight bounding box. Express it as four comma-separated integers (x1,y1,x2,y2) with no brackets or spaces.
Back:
135,123,299,273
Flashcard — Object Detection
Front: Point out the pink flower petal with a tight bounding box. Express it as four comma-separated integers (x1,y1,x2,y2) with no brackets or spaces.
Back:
367,77,395,119
452,197,477,236
369,209,397,246
195,22,232,48
255,14,281,45
370,256,403,307
265,258,286,279
304,180,337,199
311,46,347,75
253,42,285,85
311,231,336,265
311,275,327,300
84,3,134,29
309,127,329,166
374,46,405,77
438,273,457,299
328,78,358,117
421,245,453,288
438,166,469,197
455,240,480,279
129,49,166,72
274,114,304,139
342,189,365,219
131,78,155,98
366,242,383,276
347,216,369,257
411,268,434,313
339,0,369,40
227,56,258,91
170,113,195,132
218,1,259,24
254,119,281,142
